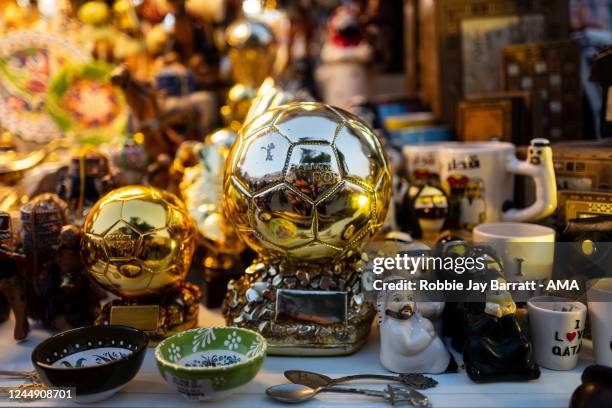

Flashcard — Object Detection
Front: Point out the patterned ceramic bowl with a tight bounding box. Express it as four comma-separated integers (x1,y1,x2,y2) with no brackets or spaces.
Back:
31,325,148,403
155,327,266,401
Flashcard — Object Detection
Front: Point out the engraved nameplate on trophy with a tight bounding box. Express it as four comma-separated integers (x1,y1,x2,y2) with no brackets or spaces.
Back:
110,305,160,331
275,290,348,325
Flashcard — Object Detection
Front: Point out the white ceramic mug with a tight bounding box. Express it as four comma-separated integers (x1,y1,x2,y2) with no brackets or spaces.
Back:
587,278,612,367
473,222,555,286
527,296,587,371
402,142,459,186
438,139,556,229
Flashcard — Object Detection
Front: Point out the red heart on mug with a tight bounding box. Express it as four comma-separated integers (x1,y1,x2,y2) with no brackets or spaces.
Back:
566,332,577,342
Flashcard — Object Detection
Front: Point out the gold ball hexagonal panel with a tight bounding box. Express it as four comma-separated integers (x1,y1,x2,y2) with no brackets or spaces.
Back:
223,102,391,263
81,186,197,297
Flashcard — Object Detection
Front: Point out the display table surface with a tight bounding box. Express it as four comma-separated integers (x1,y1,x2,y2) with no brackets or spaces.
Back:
0,306,590,408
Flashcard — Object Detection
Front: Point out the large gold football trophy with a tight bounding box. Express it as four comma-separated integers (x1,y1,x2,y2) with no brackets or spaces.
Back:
80,186,200,341
222,102,392,355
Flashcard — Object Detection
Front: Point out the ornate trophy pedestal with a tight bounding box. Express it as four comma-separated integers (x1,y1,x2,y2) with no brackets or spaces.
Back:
223,253,375,356
96,281,201,344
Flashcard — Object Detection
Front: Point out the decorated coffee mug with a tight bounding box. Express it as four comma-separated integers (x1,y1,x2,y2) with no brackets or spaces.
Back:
587,278,612,367
527,296,587,371
438,139,556,230
403,142,458,186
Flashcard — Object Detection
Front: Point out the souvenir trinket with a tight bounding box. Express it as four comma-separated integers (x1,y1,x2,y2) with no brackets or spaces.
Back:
222,102,392,355
399,184,449,239
31,325,148,403
57,147,114,224
80,186,200,340
457,91,533,145
110,134,149,186
570,365,612,408
46,61,127,145
153,53,217,139
20,194,100,330
41,225,102,330
0,212,29,340
155,327,266,401
175,131,244,306
0,32,87,144
317,5,372,110
463,280,540,382
439,139,557,229
587,278,612,367
266,383,430,406
549,139,612,193
378,280,456,374
223,17,277,132
527,296,587,371
20,194,68,265
178,131,243,270
502,40,582,141
416,0,568,126
284,370,437,390
110,66,175,160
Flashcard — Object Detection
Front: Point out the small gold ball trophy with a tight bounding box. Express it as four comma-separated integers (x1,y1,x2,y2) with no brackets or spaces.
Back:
222,102,392,355
80,185,200,342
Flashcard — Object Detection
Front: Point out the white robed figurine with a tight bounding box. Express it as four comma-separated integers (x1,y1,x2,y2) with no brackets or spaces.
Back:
378,283,454,374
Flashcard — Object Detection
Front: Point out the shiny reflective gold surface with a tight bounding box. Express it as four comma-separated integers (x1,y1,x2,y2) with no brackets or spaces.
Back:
244,77,299,124
178,130,244,261
224,102,392,263
81,185,197,297
226,17,276,88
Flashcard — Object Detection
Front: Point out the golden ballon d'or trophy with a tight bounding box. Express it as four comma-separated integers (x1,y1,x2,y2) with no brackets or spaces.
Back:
80,186,200,342
222,102,392,355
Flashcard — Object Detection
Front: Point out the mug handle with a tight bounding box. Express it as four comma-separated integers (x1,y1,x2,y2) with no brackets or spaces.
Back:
503,138,557,222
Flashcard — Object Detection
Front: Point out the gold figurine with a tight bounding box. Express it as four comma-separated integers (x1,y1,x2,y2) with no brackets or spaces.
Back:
222,102,391,355
177,129,244,270
80,185,200,341
222,17,277,131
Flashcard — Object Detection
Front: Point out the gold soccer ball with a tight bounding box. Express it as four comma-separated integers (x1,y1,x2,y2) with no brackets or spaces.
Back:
81,186,197,297
224,102,391,263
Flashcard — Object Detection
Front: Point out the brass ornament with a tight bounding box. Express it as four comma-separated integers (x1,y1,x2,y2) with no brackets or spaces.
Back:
81,185,196,297
222,102,392,355
226,17,277,88
178,130,245,269
81,185,200,340
221,17,277,130
224,102,391,263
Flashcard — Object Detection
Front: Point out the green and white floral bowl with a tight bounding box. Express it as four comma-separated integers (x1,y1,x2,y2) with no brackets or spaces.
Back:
155,327,266,401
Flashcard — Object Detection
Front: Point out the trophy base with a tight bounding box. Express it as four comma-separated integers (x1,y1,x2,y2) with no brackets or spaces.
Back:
266,334,369,356
96,281,201,344
222,253,376,356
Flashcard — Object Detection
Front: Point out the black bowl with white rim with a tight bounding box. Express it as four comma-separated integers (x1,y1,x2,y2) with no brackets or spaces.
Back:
32,325,148,403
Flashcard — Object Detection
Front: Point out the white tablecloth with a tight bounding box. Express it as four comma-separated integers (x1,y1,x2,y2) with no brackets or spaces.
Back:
0,306,590,407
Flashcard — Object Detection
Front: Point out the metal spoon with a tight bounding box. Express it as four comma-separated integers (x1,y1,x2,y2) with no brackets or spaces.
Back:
266,383,430,406
285,370,438,390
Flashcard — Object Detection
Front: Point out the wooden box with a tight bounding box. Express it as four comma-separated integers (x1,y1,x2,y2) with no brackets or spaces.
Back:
551,139,612,190
557,190,612,224
457,91,535,144
417,0,569,126
502,39,582,141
